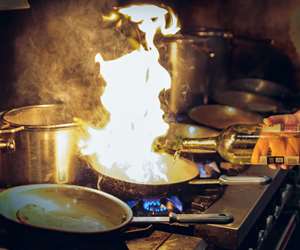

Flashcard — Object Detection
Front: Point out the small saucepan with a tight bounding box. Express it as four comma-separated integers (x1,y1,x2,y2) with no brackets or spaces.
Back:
0,184,234,248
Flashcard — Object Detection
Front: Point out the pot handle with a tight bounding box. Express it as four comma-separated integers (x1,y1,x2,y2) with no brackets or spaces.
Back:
0,121,24,152
170,212,233,224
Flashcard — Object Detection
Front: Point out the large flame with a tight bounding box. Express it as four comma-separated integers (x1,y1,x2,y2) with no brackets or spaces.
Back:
79,4,180,183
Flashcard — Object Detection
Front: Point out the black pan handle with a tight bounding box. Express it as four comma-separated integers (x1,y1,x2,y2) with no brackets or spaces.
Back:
189,175,272,185
170,212,233,224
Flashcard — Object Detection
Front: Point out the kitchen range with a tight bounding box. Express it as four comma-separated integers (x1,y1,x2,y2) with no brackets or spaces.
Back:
0,1,300,250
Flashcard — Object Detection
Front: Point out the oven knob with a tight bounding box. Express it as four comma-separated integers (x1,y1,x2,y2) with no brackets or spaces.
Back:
258,229,265,241
265,215,274,234
274,205,281,219
284,184,293,192
281,191,289,208
257,229,265,248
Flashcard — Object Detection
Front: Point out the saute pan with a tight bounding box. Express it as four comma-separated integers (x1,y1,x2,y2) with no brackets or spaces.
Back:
92,154,271,200
229,78,292,100
212,90,284,113
0,184,234,248
188,105,262,129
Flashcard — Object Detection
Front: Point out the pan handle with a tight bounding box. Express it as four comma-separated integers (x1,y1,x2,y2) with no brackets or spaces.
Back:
170,212,233,224
218,175,272,185
189,175,272,185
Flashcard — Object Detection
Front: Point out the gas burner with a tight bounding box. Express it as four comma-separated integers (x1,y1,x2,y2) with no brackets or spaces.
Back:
127,196,183,216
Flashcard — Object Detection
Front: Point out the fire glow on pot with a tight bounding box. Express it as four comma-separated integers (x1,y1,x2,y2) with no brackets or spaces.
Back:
78,4,180,183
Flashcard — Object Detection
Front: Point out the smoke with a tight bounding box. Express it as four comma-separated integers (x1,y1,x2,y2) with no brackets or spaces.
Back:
12,0,132,125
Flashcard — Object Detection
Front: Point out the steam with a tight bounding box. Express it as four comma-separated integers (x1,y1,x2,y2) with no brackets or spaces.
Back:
13,0,132,125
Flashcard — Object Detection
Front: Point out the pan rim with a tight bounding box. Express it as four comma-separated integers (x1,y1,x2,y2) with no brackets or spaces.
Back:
2,104,78,129
94,156,200,186
0,184,133,234
188,104,262,129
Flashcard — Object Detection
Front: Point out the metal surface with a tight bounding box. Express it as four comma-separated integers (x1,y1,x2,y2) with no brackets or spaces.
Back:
0,184,133,234
194,166,287,249
183,27,233,93
0,104,81,186
188,104,262,129
159,34,211,114
229,78,292,100
212,90,283,113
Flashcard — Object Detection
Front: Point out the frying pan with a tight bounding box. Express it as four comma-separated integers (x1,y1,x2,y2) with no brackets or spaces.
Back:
92,154,271,200
212,90,283,113
188,105,262,129
0,184,234,246
229,78,292,100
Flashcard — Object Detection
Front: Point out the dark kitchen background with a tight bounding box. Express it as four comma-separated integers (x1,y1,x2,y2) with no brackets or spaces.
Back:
1,1,300,250
1,0,300,122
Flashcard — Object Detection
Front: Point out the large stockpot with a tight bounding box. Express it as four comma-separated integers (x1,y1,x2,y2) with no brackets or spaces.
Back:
159,34,212,114
159,28,233,114
185,28,233,92
0,104,81,186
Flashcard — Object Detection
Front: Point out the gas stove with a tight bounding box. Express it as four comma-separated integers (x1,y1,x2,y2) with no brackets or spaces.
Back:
126,185,223,217
126,166,298,250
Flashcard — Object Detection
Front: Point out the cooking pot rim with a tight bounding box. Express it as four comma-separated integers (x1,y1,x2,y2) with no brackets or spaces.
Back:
1,104,78,129
0,184,133,234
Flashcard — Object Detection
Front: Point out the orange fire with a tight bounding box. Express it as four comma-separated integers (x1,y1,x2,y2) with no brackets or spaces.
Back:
79,4,180,183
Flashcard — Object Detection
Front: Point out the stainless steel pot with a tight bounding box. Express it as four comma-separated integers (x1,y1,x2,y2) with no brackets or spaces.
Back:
185,28,233,92
0,104,80,186
159,34,211,114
